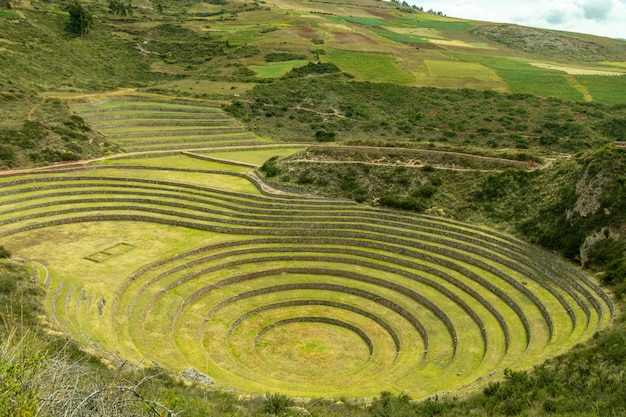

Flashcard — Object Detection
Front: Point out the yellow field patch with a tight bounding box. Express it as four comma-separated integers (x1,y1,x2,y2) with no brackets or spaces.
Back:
386,27,445,39
40,89,139,103
319,22,356,33
602,61,626,68
531,63,625,76
152,79,255,97
429,39,482,48
186,2,226,13
111,31,134,41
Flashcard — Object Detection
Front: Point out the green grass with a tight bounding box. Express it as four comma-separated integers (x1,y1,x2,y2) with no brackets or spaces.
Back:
340,15,475,31
326,49,415,84
70,96,264,152
200,146,307,166
576,74,626,104
500,70,584,100
450,54,585,99
0,10,19,18
424,60,502,81
250,60,309,78
370,28,430,44
396,18,476,31
100,153,251,171
342,16,388,27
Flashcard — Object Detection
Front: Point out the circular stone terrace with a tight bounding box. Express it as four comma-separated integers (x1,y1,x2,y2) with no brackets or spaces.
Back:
0,162,613,398
0,96,613,398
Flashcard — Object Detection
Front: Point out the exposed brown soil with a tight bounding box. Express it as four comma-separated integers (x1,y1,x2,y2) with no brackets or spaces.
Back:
367,9,395,19
293,25,321,40
333,32,376,45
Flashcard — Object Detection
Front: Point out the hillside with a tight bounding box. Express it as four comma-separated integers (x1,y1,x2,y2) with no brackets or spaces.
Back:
1,0,626,416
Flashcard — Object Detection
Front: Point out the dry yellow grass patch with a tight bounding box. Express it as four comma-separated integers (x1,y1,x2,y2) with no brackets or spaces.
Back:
429,39,480,48
386,27,445,39
531,63,624,76
111,31,135,41
602,61,626,68
40,89,139,102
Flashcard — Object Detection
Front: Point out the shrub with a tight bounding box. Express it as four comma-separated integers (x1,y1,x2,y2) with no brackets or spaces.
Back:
260,156,280,177
314,130,336,142
296,169,314,184
0,246,10,259
598,117,626,140
586,238,624,269
0,331,45,417
369,391,414,417
263,392,294,415
483,381,500,397
379,195,427,212
233,67,256,78
264,52,307,62
284,62,341,78
228,45,260,59
601,258,626,298
411,184,438,199
0,146,14,167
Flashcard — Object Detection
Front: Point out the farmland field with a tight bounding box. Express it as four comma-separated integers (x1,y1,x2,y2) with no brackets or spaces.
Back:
250,60,309,78
325,49,415,84
418,60,504,90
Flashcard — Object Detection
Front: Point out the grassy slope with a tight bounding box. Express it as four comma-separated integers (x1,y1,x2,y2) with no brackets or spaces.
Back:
223,73,625,152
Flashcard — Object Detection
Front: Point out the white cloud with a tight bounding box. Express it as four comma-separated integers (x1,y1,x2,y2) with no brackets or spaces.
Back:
576,0,613,21
407,0,626,39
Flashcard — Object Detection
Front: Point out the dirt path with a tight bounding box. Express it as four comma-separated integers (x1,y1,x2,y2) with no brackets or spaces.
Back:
289,158,511,172
567,75,593,102
28,97,46,121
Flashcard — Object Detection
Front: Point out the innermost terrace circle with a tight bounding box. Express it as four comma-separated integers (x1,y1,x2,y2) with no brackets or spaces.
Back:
254,319,373,378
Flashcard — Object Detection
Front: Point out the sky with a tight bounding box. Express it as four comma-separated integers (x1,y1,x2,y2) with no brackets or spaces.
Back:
408,0,626,39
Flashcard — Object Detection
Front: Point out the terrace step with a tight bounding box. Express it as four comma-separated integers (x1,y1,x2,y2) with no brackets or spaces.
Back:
1,160,613,398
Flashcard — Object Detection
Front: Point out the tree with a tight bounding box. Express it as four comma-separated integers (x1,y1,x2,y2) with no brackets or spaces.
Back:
151,0,164,14
65,1,93,36
314,129,336,142
108,0,132,15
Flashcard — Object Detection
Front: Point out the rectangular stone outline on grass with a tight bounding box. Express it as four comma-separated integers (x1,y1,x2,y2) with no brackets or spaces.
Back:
84,243,135,263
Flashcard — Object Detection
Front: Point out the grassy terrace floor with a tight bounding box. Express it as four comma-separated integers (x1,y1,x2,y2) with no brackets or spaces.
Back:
0,150,613,398
70,97,270,152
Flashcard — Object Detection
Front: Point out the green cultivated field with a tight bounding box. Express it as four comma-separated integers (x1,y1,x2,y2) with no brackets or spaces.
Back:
325,49,415,85
424,60,501,82
251,60,309,78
